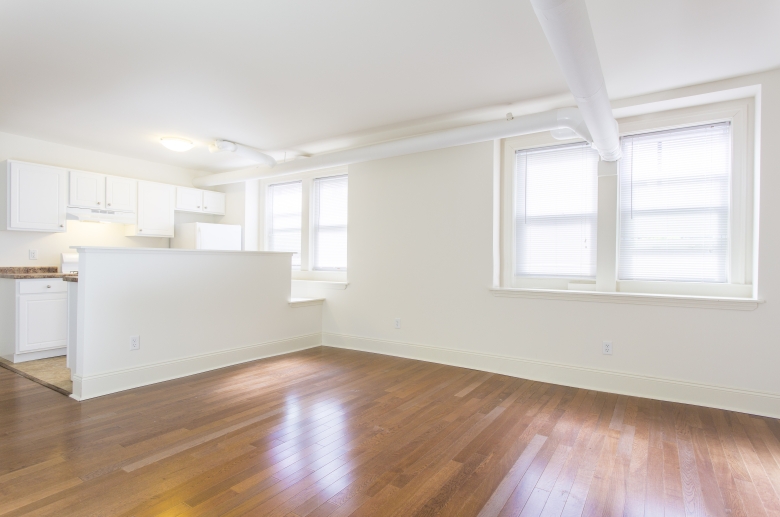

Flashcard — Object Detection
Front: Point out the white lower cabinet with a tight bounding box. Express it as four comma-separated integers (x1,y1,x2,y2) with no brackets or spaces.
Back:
19,292,68,352
0,279,68,363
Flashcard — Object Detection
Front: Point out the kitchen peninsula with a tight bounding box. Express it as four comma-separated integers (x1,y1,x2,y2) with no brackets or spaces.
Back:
67,247,323,400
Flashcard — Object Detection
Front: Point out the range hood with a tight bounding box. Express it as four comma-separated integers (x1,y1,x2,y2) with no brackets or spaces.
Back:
66,206,136,224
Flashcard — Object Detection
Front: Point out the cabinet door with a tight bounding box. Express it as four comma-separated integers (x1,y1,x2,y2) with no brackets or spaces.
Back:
176,187,203,212
8,162,67,232
202,190,226,215
69,170,106,208
136,181,175,237
106,176,137,212
18,292,68,352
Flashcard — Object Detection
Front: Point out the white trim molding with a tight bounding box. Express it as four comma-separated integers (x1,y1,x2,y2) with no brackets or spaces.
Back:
322,332,780,419
489,287,763,311
71,332,321,401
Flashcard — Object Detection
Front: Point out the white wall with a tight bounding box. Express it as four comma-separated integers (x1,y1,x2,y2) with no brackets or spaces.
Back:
0,132,210,266
298,68,780,418
73,247,321,400
216,180,260,250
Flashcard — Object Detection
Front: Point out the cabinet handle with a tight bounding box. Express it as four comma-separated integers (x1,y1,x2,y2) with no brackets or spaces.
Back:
97,201,101,205
59,224,64,228
197,206,200,208
204,206,208,209
107,203,111,206
139,229,143,232
46,285,51,288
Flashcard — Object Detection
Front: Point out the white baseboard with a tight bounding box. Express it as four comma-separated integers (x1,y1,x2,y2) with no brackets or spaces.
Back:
323,332,780,419
71,333,322,401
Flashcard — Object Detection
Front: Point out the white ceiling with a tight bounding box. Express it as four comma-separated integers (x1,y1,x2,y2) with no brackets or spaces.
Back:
1,0,778,173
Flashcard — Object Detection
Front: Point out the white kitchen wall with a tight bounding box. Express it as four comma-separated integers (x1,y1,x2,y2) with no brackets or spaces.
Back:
0,131,210,266
216,180,260,250
296,68,780,418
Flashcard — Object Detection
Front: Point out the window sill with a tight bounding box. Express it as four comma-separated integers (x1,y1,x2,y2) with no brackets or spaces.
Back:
292,279,350,290
289,297,325,308
489,287,763,311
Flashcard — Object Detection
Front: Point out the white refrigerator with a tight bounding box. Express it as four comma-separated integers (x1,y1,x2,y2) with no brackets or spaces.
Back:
171,223,242,250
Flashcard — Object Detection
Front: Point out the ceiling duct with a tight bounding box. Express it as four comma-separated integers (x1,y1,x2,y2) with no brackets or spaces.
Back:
209,140,277,167
530,0,620,161
194,108,593,187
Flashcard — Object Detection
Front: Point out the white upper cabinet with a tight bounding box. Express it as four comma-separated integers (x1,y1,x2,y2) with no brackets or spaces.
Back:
175,187,225,215
105,176,137,212
127,181,175,237
176,187,204,212
70,171,137,213
3,160,227,235
4,161,67,232
69,170,106,208
202,190,226,215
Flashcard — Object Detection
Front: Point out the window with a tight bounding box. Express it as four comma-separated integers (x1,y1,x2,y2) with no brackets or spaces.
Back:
500,98,755,301
514,143,599,279
618,123,731,283
266,181,302,269
312,175,348,271
263,168,348,279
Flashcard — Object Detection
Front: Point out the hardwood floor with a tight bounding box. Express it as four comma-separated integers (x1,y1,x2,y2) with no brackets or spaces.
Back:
1,347,779,516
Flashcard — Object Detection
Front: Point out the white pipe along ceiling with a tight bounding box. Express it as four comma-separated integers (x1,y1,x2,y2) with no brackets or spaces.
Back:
193,0,618,188
209,139,277,167
530,0,620,161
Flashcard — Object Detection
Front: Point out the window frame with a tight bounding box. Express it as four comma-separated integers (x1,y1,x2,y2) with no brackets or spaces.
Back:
311,174,349,272
500,98,755,298
512,141,600,282
261,166,348,281
265,180,304,270
502,132,594,290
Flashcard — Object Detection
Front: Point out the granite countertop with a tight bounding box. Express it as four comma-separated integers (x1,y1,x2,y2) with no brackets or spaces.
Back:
0,266,75,280
63,275,78,283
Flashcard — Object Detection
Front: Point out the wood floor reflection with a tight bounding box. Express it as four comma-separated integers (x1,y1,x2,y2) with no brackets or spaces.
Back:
1,347,779,516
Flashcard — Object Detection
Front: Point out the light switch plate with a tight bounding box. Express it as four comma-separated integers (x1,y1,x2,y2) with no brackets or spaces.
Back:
28,249,38,260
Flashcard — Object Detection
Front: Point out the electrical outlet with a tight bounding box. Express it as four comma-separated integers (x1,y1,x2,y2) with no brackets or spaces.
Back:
602,341,613,355
394,318,401,329
28,249,38,260
130,335,140,351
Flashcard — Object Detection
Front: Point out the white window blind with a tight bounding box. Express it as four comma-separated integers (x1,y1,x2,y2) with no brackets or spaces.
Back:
267,181,302,269
312,175,348,271
515,143,599,278
618,122,731,283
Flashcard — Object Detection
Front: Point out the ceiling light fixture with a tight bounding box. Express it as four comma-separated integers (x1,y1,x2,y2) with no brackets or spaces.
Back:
160,137,194,152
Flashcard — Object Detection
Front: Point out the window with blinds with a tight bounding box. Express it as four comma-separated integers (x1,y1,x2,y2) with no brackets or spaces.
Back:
515,143,599,278
312,175,348,271
618,122,731,283
266,181,302,269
